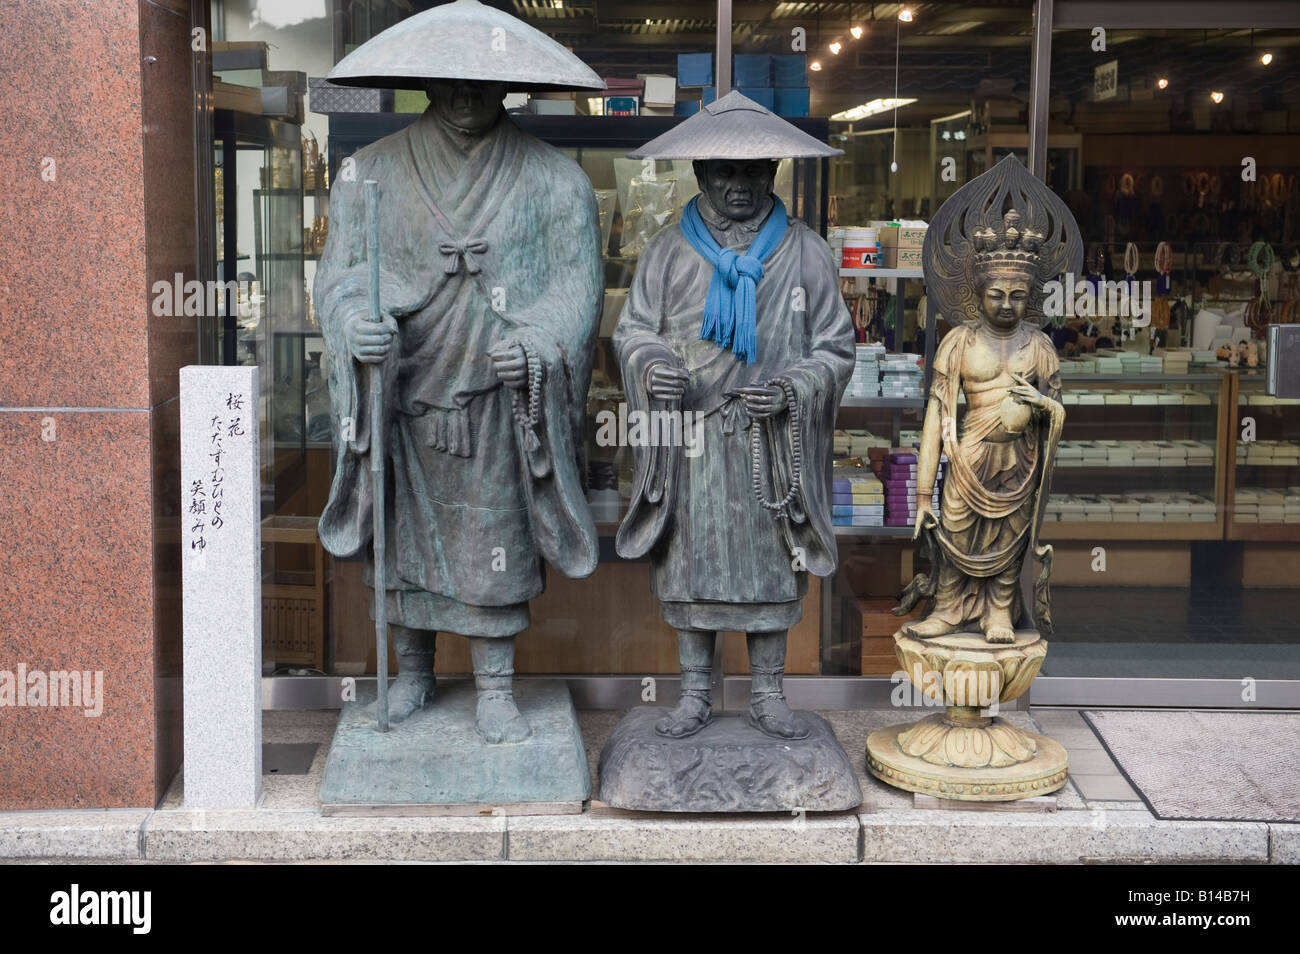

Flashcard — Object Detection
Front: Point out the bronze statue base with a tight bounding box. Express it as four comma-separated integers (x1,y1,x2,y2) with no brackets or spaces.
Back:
867,716,1068,801
865,629,1068,801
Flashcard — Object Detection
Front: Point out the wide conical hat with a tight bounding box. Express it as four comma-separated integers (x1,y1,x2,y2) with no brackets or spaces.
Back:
326,0,605,92
628,91,842,160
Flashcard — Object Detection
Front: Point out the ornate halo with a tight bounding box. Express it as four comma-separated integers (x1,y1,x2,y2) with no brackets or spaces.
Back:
923,155,1083,328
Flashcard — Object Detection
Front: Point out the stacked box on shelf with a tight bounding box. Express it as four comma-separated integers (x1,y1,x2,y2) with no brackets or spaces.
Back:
846,343,883,397
737,87,775,110
1288,488,1300,523
772,54,806,86
1055,439,1216,466
1047,491,1217,522
831,469,885,527
309,76,393,113
879,452,946,527
879,353,923,399
1161,349,1193,374
773,87,810,117
733,54,772,87
832,428,890,460
677,53,713,87
1238,440,1300,465
882,452,919,526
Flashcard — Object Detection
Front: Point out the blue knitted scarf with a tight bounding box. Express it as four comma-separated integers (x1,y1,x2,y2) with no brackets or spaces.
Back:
680,193,788,364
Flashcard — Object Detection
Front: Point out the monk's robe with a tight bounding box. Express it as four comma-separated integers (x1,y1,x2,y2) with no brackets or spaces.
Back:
926,323,1062,631
614,192,853,631
315,108,601,637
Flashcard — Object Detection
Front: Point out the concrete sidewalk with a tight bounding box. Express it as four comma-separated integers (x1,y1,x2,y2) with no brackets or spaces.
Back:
1,708,1295,864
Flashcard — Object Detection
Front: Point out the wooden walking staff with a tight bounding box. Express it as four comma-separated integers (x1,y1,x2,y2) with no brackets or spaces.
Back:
364,179,389,732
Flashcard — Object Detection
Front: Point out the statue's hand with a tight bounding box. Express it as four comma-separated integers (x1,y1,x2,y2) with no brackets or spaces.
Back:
913,498,938,541
488,343,529,390
737,384,787,419
345,312,398,364
646,361,689,401
1009,371,1046,408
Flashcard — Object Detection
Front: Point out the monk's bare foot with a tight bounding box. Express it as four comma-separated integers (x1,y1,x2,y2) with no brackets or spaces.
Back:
985,624,1016,644
902,616,960,639
749,695,811,740
475,690,531,744
366,673,434,723
655,694,712,738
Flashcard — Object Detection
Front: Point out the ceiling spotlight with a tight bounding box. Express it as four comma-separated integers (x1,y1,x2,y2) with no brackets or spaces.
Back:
1210,90,1225,104
898,8,914,22
829,41,842,55
1261,52,1274,66
810,60,823,72
851,25,864,39
1157,77,1169,89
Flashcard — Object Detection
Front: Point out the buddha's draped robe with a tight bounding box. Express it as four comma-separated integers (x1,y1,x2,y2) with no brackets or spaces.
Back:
926,323,1062,631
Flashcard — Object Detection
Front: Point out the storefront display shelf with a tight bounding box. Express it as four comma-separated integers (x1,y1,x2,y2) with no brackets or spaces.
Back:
1041,521,1223,541
1059,372,1226,385
839,396,925,409
833,525,914,538
838,267,924,279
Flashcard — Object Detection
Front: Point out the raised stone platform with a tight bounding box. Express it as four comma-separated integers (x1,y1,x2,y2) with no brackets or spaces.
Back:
598,707,862,813
0,708,1291,864
320,679,588,815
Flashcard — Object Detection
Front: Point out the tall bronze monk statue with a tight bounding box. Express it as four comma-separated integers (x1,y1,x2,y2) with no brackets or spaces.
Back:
868,154,1082,802
314,0,605,746
613,93,853,741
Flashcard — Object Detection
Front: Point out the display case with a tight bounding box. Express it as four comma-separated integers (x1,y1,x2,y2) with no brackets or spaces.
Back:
1044,369,1230,541
214,109,308,514
214,109,332,673
1228,368,1300,542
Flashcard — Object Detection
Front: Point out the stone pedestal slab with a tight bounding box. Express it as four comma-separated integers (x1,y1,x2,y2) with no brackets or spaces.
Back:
320,679,589,815
598,707,862,813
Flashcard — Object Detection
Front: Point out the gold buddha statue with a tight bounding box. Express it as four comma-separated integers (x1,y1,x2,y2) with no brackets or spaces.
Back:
867,156,1082,801
900,155,1081,645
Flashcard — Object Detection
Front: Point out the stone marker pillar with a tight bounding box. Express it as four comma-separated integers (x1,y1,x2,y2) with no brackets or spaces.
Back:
180,365,261,808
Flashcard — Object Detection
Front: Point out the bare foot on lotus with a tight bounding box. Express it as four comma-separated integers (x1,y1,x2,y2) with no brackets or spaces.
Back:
902,616,960,639
982,623,1013,647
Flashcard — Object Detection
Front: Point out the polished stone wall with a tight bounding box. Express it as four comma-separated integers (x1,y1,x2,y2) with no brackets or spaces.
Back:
0,0,196,808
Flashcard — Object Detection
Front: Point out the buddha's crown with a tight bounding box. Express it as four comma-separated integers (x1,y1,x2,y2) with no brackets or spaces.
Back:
972,209,1043,281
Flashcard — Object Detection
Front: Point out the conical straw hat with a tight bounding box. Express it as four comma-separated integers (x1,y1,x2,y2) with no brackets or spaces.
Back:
629,91,842,159
327,0,605,92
